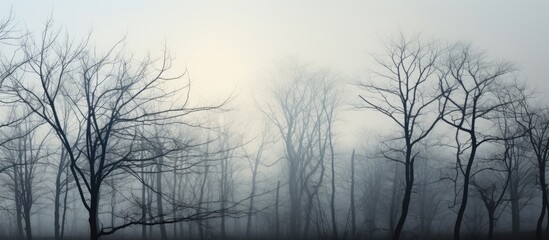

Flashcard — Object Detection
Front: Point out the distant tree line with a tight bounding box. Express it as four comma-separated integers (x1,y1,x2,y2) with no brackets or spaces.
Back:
1,14,549,240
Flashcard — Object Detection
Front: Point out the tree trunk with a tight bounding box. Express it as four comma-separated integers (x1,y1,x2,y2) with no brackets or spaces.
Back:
275,181,280,239
173,163,178,240
329,131,338,239
54,148,67,240
110,177,116,227
488,210,495,240
453,145,477,240
221,200,226,239
350,150,356,239
302,192,315,238
61,171,69,240
24,202,33,240
246,170,258,236
54,166,62,240
389,162,400,234
141,163,147,240
14,167,24,240
510,168,520,234
198,164,209,240
89,193,99,240
392,145,414,240
155,155,168,240
536,159,548,240
288,162,300,238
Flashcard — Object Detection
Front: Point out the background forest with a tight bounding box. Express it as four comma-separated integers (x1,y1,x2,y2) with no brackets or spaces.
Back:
0,2,549,240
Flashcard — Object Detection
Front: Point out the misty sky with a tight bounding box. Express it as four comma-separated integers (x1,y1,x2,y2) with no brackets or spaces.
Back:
3,0,548,143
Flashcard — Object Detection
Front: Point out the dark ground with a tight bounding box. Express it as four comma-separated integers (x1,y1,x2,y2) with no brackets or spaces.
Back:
2,231,547,240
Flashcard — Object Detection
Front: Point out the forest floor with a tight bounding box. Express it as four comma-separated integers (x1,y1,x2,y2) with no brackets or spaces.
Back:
2,231,548,240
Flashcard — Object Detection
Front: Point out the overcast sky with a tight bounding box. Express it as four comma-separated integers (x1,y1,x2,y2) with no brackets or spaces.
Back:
3,0,548,144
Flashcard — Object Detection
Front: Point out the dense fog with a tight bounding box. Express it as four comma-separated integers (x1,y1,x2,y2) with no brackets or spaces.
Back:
0,2,549,240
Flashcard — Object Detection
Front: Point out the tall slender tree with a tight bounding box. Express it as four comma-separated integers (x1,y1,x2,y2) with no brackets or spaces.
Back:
262,62,340,239
358,34,447,240
439,43,516,240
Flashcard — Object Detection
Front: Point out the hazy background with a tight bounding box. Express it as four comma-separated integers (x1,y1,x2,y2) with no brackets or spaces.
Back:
2,0,548,146
1,1,549,239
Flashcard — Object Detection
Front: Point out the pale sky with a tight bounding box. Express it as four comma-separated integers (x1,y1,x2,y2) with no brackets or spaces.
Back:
3,0,548,145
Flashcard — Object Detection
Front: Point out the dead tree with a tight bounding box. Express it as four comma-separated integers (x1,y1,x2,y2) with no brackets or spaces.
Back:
262,62,340,239
52,102,79,240
3,21,228,240
515,102,549,240
439,43,516,240
357,34,447,240
0,118,49,240
470,151,512,240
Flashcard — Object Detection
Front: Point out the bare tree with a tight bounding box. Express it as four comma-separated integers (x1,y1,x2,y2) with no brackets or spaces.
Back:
244,127,270,237
262,62,340,239
439,43,516,240
357,34,446,240
3,21,228,240
0,117,49,240
496,86,535,236
52,102,79,240
470,154,512,240
515,102,549,240
471,174,507,240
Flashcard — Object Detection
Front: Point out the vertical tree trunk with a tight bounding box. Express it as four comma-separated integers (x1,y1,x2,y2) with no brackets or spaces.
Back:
453,145,477,240
155,155,168,240
487,211,495,240
54,185,61,240
392,162,413,240
392,136,415,240
246,148,261,237
198,164,210,240
329,130,338,239
141,161,147,240
221,200,226,239
288,162,300,238
389,162,400,233
220,157,228,240
454,173,470,240
510,169,520,234
23,195,33,240
22,139,33,240
173,162,178,240
148,197,154,240
110,177,116,228
275,181,280,239
536,160,548,240
89,191,100,240
54,164,62,240
61,169,69,240
54,148,67,240
350,150,356,240
14,167,25,240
